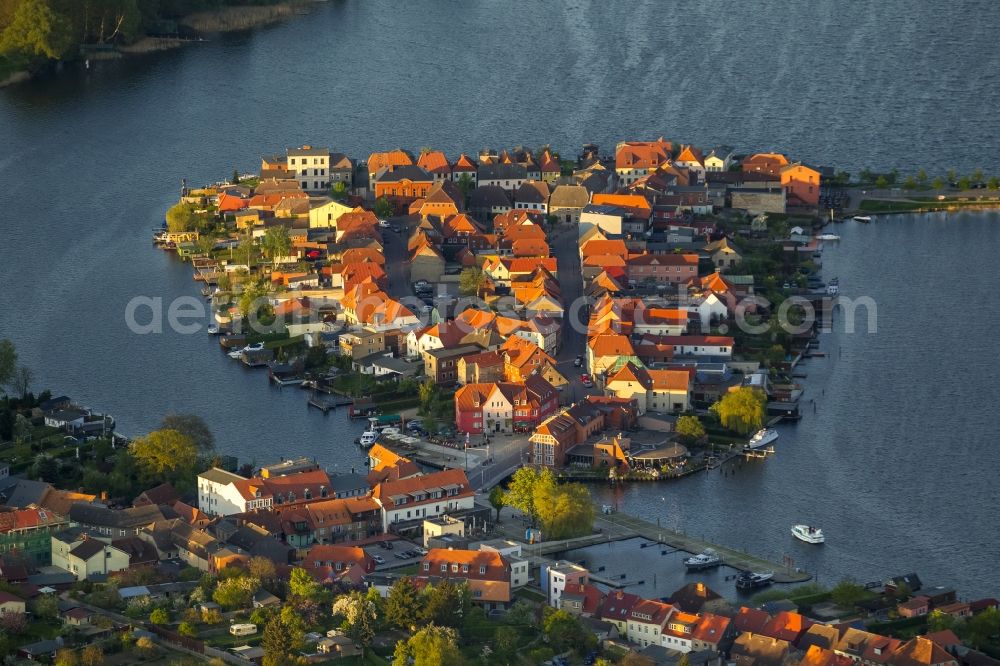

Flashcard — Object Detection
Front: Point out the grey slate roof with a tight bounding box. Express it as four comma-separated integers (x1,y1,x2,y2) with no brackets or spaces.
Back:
69,503,165,529
478,163,527,181
375,165,432,183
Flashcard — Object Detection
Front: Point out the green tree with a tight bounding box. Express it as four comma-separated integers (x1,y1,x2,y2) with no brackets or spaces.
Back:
385,577,422,631
177,621,197,637
0,338,16,390
988,176,1000,190
280,605,306,650
456,173,474,201
458,267,488,297
926,609,956,633
534,473,595,539
0,0,72,59
874,175,888,189
149,607,170,624
332,590,378,657
261,225,291,265
830,580,867,608
958,175,972,191
417,379,437,413
129,429,198,488
392,624,463,666
488,485,505,522
675,415,705,442
80,645,104,666
932,176,945,190
247,556,276,583
330,180,348,201
33,593,59,619
710,388,767,435
212,575,259,610
374,196,394,220
965,607,1000,650
542,607,596,654
493,624,518,659
262,616,291,666
902,175,917,190
420,579,469,628
288,567,323,600
160,413,214,452
234,235,256,266
916,169,929,187
165,201,199,233
54,648,78,666
504,466,541,522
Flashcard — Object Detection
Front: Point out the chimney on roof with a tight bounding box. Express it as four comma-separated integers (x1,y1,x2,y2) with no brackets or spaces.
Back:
696,582,705,594
302,145,312,150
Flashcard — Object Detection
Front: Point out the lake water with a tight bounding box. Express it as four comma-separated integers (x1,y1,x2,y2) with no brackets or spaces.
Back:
1,1,998,596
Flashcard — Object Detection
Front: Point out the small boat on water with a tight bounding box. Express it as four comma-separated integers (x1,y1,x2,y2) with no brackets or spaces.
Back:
684,549,722,571
853,215,872,223
745,428,779,451
227,342,263,358
826,277,840,295
358,430,378,448
736,571,774,591
815,233,841,240
792,524,825,544
207,325,220,335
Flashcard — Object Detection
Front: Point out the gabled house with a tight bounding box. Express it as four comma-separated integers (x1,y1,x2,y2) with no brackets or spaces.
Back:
704,238,742,268
374,165,434,211
514,180,551,214
627,599,675,648
417,150,452,182
419,548,513,609
51,529,130,581
615,139,673,185
302,544,376,582
605,362,694,414
371,468,475,531
366,149,414,192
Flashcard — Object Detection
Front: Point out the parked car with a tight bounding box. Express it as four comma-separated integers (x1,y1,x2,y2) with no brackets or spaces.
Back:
378,219,390,228
372,554,385,565
574,356,583,367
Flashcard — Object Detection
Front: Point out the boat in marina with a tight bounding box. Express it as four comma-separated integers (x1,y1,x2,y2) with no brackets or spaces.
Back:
853,215,872,223
745,428,779,451
684,549,722,571
826,277,840,295
792,524,825,544
815,233,841,240
735,571,774,591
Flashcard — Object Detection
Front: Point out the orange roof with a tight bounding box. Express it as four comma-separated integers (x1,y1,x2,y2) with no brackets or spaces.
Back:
421,548,510,583
630,599,674,625
368,149,413,173
615,139,672,170
591,193,652,213
455,383,495,412
675,145,704,164
303,544,375,573
588,333,635,357
218,192,249,212
692,612,731,643
538,149,560,173
506,257,557,274
453,153,478,171
417,150,451,174
373,468,473,508
581,239,628,258
889,636,956,666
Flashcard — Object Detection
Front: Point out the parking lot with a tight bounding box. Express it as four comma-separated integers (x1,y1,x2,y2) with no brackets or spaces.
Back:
362,538,428,569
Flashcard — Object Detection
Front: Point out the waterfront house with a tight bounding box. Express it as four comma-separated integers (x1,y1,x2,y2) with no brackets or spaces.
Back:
645,335,734,359
627,599,676,648
741,152,790,177
366,149,414,192
674,145,706,181
898,595,931,618
197,468,334,517
598,590,643,636
546,560,589,609
605,362,694,414
731,632,790,666
451,153,478,186
418,548,512,610
561,583,606,617
287,146,332,192
668,582,725,615
371,468,475,532
780,163,822,208
616,139,673,185
704,146,735,172
538,149,561,183
416,150,452,182
453,378,556,434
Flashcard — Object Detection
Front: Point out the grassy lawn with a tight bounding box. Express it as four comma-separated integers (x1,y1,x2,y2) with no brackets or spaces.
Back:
514,587,546,603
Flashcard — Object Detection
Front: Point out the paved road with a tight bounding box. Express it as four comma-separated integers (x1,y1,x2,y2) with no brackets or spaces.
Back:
550,224,602,404
381,216,413,299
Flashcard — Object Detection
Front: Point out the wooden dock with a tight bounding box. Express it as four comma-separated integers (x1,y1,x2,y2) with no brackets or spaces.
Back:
307,395,352,412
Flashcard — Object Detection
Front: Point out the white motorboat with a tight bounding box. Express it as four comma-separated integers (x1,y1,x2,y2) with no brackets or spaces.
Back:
358,430,378,447
792,524,825,544
684,549,722,571
207,325,220,335
815,233,841,240
745,428,779,451
853,215,872,223
736,571,774,591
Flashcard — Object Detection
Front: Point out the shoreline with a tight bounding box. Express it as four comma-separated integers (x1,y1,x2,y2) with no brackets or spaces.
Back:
0,1,313,88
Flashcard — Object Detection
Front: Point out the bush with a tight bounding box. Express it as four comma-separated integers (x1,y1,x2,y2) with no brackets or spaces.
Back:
178,621,197,637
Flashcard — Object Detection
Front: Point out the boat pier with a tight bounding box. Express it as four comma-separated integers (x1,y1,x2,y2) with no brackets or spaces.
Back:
307,395,353,412
515,509,811,585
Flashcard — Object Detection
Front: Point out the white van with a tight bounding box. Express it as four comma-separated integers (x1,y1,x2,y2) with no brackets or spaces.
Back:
230,623,257,637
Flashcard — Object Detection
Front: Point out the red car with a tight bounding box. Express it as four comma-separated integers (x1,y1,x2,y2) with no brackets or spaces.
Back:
304,249,322,260
580,374,593,387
